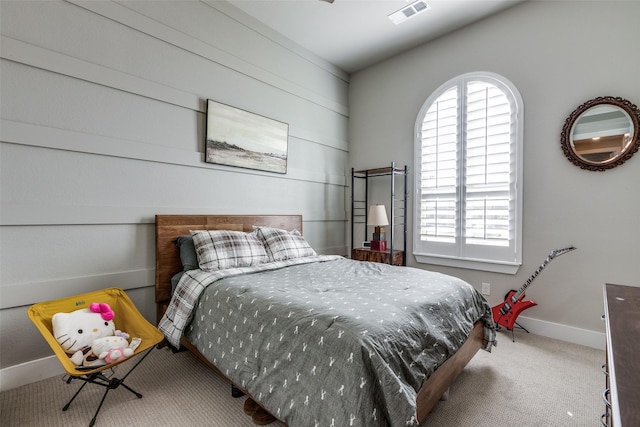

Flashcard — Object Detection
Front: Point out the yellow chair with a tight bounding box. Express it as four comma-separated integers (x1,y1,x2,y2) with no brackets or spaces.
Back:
28,287,164,426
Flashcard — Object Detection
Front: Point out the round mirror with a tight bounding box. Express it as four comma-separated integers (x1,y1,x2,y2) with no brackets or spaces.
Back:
561,96,640,171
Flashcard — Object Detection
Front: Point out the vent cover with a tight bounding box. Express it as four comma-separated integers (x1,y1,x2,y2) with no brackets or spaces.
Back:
389,1,431,25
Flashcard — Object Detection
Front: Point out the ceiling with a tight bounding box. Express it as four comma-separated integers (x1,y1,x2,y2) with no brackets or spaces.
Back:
229,0,526,74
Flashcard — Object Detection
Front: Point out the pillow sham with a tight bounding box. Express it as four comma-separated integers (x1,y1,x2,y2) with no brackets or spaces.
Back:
191,229,269,271
254,226,317,262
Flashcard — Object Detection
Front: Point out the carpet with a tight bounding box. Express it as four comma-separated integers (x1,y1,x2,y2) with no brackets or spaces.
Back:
0,329,604,426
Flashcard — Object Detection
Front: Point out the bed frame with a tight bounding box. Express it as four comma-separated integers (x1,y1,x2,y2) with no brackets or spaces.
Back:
155,214,484,424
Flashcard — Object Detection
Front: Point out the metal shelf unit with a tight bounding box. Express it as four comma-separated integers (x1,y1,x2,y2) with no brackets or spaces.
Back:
351,162,408,266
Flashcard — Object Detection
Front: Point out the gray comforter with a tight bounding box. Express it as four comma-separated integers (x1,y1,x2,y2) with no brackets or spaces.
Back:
163,257,495,427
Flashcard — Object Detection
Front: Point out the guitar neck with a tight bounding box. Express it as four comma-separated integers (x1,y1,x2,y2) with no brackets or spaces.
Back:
512,246,576,300
514,258,552,299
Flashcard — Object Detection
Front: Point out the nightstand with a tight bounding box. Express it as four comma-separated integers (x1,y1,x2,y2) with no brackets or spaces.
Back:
351,248,404,266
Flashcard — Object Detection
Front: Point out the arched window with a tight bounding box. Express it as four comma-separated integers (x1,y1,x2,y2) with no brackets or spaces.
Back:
413,72,523,273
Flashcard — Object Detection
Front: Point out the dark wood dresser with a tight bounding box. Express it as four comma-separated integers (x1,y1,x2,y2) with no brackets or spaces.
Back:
602,283,640,426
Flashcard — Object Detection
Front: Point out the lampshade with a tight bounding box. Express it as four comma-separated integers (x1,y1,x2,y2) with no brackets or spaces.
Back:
367,205,389,226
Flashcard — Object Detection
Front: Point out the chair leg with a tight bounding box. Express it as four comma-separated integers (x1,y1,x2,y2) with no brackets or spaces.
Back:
90,387,111,427
63,379,90,411
65,347,156,425
119,381,143,398
87,375,144,426
115,346,155,384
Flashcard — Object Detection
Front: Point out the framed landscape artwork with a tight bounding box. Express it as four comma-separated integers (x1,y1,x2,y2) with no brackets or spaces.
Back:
205,100,288,174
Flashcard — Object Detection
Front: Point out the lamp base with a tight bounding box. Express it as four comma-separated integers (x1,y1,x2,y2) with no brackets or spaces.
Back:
370,240,387,251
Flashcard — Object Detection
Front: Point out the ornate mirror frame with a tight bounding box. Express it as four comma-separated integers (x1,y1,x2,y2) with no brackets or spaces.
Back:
561,96,640,171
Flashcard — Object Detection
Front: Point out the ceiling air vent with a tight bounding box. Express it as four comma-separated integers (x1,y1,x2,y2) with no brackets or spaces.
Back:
389,1,431,25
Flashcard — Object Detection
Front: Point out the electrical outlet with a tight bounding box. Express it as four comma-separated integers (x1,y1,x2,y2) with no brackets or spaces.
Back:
481,282,491,295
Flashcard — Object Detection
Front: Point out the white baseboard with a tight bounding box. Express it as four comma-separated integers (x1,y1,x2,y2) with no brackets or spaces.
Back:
0,317,606,392
0,355,64,392
510,316,606,350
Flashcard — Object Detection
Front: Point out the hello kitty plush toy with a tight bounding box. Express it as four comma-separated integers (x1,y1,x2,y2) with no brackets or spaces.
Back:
52,302,118,367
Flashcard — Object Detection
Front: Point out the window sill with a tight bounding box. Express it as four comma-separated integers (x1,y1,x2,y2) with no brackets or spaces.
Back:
414,253,520,274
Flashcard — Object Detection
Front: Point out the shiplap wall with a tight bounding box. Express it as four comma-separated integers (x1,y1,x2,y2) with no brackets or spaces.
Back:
0,0,349,386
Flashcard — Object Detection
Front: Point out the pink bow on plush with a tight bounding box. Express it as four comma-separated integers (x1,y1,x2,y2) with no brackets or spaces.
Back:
89,302,114,321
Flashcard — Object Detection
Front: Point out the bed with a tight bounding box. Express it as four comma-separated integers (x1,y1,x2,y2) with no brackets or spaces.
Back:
155,214,495,426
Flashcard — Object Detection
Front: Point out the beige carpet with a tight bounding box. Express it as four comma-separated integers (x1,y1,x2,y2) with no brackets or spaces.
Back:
0,330,605,426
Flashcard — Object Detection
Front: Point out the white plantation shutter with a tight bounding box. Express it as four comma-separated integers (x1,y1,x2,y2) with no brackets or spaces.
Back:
420,86,458,243
464,82,511,247
414,72,523,273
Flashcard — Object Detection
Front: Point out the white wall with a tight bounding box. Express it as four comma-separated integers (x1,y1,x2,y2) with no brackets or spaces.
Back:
0,0,349,389
349,0,640,348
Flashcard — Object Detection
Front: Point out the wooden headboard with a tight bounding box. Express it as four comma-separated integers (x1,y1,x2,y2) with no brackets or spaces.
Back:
154,214,303,323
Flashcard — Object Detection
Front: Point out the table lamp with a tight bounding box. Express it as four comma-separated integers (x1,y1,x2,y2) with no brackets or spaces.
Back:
368,204,389,251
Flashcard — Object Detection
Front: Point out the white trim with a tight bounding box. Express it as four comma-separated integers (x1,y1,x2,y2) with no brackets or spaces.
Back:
0,355,64,392
414,253,520,274
503,315,605,350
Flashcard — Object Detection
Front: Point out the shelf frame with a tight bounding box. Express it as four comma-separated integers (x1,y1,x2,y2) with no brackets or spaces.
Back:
351,162,407,265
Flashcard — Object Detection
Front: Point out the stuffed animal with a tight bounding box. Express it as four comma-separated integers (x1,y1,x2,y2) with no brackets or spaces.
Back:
101,347,134,364
52,302,118,367
91,336,133,364
76,335,133,367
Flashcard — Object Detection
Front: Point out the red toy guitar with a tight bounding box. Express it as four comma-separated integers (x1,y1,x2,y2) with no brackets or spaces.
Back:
492,246,576,333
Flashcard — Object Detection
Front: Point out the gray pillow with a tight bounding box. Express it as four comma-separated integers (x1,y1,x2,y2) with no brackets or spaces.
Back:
174,235,199,271
170,271,184,294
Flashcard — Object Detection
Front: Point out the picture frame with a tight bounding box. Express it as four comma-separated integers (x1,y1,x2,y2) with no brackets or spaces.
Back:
205,99,289,174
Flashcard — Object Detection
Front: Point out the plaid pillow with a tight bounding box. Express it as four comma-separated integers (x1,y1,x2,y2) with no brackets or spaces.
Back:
254,226,317,262
191,230,269,271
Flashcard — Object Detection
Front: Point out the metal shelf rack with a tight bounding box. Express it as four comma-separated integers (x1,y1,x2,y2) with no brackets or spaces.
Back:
351,162,408,266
